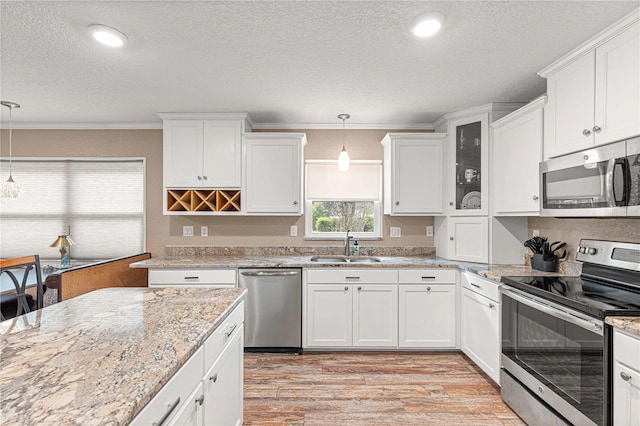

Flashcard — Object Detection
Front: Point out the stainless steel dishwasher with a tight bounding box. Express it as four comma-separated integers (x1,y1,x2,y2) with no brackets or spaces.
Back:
238,268,302,352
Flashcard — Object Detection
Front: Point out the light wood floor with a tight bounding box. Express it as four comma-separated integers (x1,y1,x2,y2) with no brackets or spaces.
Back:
243,351,525,425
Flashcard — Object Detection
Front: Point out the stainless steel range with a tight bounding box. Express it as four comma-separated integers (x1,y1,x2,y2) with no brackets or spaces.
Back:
500,239,640,426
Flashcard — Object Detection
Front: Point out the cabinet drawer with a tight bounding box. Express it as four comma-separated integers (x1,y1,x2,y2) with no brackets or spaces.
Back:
398,269,456,284
461,272,500,303
307,269,398,284
614,329,640,368
130,346,204,425
149,269,237,286
204,301,245,370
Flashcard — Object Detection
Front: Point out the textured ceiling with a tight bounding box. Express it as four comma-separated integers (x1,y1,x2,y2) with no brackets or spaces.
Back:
0,1,638,128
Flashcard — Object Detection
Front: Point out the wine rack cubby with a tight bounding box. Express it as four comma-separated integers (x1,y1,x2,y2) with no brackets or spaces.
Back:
167,189,241,213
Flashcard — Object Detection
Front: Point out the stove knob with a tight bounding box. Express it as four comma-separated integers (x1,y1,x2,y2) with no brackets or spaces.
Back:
579,246,587,254
587,248,597,255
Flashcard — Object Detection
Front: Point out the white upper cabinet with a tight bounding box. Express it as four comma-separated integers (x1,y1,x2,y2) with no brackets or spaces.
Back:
160,113,251,188
381,133,446,215
243,133,306,215
540,11,639,159
491,96,546,216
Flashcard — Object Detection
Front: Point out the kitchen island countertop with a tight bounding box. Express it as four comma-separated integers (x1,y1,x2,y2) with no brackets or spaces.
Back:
130,255,580,283
0,287,246,425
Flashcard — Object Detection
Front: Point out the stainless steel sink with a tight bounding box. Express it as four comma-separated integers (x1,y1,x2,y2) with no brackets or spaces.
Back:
309,256,381,263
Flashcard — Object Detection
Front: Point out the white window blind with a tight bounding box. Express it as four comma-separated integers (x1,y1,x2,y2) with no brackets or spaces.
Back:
0,158,145,260
306,161,382,200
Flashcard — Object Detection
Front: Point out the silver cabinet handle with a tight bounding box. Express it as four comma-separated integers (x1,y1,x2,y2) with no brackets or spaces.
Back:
620,372,632,382
593,125,601,134
583,129,591,137
197,175,202,180
152,397,181,426
421,276,436,280
426,286,431,291
470,283,482,289
210,373,218,382
344,286,349,291
449,237,454,241
293,201,298,205
357,286,362,291
449,201,454,206
345,276,360,280
532,195,539,201
184,276,200,280
395,201,400,205
195,395,204,406
203,175,208,180
583,154,589,161
489,303,495,309
224,323,237,338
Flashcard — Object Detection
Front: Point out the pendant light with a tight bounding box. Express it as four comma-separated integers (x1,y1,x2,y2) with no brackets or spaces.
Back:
337,113,350,171
1,101,22,198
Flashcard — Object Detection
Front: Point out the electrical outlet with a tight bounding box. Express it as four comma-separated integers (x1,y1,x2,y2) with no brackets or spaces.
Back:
183,226,194,237
390,227,401,238
533,229,540,237
290,225,297,237
426,226,433,237
201,226,208,237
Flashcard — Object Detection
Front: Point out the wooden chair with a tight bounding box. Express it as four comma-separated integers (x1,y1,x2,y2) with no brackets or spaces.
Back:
0,255,44,320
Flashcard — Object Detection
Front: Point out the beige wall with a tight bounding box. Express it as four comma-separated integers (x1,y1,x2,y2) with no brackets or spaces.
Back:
2,128,433,257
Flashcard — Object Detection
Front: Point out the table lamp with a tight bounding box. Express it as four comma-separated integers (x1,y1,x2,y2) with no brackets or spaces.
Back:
50,227,76,267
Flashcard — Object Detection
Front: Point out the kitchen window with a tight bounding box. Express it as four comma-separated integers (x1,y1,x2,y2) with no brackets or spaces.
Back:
0,158,145,261
305,160,382,239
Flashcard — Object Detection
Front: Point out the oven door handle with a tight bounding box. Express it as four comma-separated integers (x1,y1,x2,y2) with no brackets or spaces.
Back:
501,287,603,335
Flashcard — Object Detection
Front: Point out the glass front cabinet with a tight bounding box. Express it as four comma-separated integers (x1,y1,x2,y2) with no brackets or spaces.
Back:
447,113,489,216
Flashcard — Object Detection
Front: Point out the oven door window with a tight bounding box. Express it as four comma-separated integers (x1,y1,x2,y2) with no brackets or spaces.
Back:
502,295,603,424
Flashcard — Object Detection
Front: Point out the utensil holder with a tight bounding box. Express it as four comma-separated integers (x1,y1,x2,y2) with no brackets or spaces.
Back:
531,253,558,272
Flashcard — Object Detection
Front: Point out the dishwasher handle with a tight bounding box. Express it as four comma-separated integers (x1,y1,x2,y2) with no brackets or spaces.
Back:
240,271,299,277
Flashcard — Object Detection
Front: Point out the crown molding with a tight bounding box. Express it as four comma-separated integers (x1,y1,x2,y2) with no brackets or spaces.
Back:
251,122,435,130
490,95,547,128
2,122,163,130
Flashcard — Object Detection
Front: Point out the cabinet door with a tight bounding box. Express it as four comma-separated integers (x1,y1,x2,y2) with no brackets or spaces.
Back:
594,24,640,146
461,288,500,384
352,284,398,347
203,324,244,426
613,360,640,426
306,284,352,347
544,53,596,159
202,121,242,188
449,217,488,263
168,382,204,426
392,138,444,214
398,284,456,348
245,137,302,214
492,105,543,215
448,113,488,215
164,120,204,187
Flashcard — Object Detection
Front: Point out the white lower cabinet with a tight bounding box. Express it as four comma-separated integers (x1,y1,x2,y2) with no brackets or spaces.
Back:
398,269,457,348
613,329,640,426
460,272,500,384
305,269,398,348
131,302,244,426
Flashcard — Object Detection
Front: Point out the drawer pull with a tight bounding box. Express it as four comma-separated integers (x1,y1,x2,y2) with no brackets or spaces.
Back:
620,372,632,382
195,395,204,406
210,373,218,382
344,286,349,291
152,397,180,426
224,323,238,338
184,276,200,280
470,283,482,289
357,286,362,291
489,303,495,309
345,276,360,280
421,276,436,280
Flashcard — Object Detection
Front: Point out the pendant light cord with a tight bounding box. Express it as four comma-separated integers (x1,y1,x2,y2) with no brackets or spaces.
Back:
342,116,346,150
8,106,13,177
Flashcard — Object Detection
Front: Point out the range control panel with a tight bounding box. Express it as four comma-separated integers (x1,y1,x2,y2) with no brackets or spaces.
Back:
576,239,640,272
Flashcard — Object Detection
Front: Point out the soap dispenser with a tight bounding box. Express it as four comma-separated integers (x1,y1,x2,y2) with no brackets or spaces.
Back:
353,239,360,256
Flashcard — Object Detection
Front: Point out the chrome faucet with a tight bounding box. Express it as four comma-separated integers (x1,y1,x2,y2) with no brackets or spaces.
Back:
344,230,353,256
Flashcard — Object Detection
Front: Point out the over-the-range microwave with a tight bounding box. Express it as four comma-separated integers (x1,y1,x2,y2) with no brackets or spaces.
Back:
539,137,640,217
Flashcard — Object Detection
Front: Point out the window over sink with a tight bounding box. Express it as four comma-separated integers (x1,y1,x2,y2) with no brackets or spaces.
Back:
305,160,382,239
0,158,145,260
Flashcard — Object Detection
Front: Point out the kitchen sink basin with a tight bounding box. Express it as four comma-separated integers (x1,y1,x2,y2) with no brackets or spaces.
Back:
309,256,381,263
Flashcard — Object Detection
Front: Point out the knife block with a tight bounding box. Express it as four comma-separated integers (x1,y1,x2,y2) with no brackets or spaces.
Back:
531,253,558,272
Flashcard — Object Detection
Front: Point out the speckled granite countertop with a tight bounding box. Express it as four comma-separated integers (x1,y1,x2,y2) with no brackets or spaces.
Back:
130,255,580,283
0,287,246,425
606,317,640,337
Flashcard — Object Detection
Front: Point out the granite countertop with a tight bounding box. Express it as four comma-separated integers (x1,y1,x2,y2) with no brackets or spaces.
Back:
130,255,580,283
606,317,640,337
0,287,246,425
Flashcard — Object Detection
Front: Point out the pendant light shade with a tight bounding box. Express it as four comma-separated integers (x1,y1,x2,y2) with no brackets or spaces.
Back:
337,113,350,171
1,101,22,198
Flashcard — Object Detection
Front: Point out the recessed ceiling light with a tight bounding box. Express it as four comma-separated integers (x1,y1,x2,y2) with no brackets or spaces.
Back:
411,12,446,38
88,24,127,47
